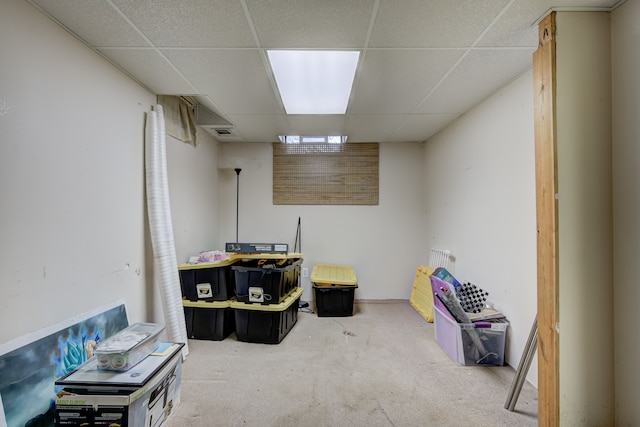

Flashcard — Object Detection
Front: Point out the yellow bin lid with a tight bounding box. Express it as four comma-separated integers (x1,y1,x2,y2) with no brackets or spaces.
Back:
310,264,357,286
182,299,230,308
229,287,303,311
178,259,236,270
178,252,304,270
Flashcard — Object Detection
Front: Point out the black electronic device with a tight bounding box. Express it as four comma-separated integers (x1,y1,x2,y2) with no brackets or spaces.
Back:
225,242,288,254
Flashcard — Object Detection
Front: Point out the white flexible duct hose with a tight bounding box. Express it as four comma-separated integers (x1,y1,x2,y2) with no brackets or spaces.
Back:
145,105,189,357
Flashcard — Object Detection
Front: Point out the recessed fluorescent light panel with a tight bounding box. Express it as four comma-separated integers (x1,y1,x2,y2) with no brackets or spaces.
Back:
268,50,360,114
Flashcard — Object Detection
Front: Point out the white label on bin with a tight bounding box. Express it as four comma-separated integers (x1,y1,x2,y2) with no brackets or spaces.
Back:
274,244,287,252
248,287,264,303
196,283,212,299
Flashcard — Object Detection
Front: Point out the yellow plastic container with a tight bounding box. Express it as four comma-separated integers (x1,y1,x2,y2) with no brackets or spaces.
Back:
310,264,357,287
182,299,234,341
177,253,303,302
230,287,303,344
409,265,435,323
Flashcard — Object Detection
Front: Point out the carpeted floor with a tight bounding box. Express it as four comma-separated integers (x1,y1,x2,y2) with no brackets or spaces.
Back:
166,301,537,426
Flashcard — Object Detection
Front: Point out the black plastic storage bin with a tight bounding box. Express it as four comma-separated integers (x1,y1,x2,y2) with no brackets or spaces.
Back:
230,288,303,344
313,285,357,317
179,265,234,302
183,300,235,340
232,259,302,304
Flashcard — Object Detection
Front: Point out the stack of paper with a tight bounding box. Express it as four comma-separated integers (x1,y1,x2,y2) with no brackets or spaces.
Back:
467,307,507,322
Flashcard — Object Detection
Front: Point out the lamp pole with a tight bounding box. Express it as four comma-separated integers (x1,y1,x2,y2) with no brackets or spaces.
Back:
234,168,241,242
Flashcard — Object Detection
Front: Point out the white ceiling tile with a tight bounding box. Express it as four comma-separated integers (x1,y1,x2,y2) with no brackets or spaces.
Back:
417,48,534,114
192,95,228,119
390,114,461,142
477,0,549,47
111,0,256,47
285,115,348,136
97,48,196,94
369,0,512,48
225,115,289,142
163,49,281,114
466,0,619,47
30,0,149,47
344,114,410,142
245,0,376,48
557,0,622,6
350,49,464,114
30,0,616,144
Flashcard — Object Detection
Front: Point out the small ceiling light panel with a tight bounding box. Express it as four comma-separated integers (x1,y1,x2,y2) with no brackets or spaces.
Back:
268,50,360,114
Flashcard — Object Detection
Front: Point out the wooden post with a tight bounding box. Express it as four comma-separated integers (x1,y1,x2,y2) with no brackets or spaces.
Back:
532,12,559,427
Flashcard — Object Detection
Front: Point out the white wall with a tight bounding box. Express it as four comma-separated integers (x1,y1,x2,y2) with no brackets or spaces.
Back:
8,3,639,422
216,142,426,303
423,70,538,384
556,12,614,426
611,0,640,425
166,133,221,263
0,0,154,343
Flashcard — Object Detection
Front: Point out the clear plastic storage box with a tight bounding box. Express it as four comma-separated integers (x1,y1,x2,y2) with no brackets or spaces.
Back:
94,322,164,371
433,305,507,366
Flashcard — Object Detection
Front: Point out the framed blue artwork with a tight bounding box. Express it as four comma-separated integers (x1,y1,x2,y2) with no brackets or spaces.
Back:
0,300,129,427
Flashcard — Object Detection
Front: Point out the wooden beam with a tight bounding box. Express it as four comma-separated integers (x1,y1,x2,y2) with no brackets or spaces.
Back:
533,12,559,427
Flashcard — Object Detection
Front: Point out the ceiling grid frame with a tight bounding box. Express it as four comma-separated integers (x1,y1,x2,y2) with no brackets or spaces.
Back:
26,0,625,143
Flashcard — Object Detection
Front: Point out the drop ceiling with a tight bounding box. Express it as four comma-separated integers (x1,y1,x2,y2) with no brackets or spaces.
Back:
27,0,623,143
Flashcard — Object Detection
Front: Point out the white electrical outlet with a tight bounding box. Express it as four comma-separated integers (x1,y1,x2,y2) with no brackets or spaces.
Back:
302,267,308,278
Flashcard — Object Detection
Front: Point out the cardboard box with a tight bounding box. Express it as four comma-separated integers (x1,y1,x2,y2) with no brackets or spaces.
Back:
55,342,183,426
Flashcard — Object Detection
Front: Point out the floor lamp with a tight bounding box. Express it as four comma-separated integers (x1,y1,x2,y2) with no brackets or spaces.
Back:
235,168,241,242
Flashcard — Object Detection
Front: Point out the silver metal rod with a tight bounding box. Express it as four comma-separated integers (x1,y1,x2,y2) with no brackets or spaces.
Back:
505,315,537,411
507,328,538,411
235,168,241,242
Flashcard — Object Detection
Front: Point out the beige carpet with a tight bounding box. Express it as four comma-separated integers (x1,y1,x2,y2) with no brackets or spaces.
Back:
166,301,537,426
